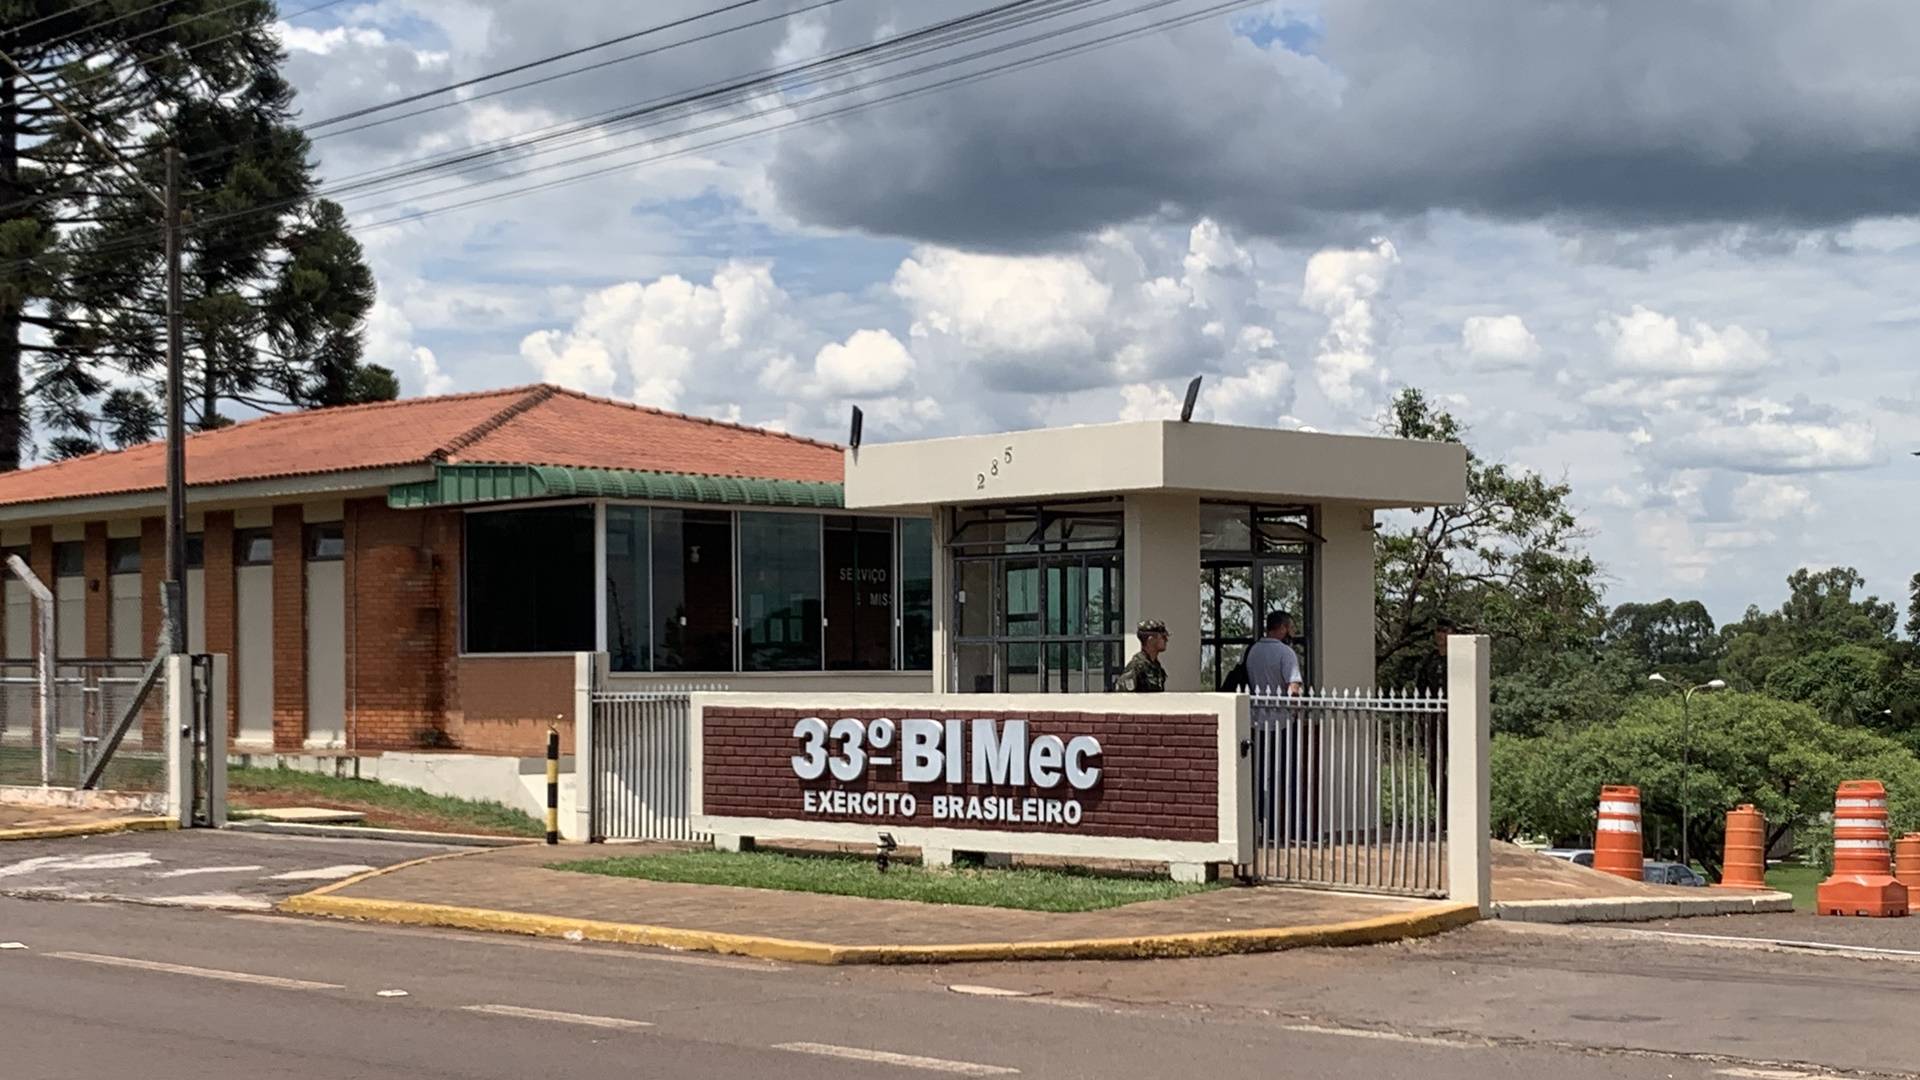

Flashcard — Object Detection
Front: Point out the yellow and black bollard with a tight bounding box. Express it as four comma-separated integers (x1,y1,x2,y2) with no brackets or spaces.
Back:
545,725,560,845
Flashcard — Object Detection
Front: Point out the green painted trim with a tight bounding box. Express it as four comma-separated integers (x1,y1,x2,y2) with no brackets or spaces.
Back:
388,464,844,511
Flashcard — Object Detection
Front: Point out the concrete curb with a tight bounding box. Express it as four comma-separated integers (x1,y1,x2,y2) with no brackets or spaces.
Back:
225,820,536,848
1493,891,1795,924
0,816,177,842
277,862,1482,965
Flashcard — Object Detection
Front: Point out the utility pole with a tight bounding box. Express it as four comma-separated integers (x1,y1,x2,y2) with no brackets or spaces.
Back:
163,148,187,654
0,47,187,654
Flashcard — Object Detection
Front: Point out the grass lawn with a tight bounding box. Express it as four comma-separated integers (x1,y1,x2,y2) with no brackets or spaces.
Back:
1766,863,1821,911
550,850,1219,912
227,766,544,838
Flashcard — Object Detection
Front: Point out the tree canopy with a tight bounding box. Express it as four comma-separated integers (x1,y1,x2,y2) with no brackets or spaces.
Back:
1,0,393,469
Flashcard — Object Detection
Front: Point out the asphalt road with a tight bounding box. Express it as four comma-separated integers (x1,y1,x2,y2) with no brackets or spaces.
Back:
2,894,1915,1080
0,829,461,910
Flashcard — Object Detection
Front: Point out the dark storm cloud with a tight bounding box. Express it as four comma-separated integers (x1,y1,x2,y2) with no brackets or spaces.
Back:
765,0,1920,249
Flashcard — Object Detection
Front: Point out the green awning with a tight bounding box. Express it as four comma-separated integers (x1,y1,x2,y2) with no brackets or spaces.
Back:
387,463,844,510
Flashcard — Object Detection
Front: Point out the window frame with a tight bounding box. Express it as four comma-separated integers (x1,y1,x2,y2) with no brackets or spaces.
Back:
304,523,345,563
233,528,274,568
107,538,141,575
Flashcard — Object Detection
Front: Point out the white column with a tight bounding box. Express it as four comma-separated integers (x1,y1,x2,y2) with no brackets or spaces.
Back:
1446,634,1492,915
568,651,603,842
1317,503,1376,690
1123,494,1200,692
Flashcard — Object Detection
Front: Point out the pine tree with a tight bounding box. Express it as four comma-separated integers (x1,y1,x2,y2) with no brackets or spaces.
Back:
1,0,391,469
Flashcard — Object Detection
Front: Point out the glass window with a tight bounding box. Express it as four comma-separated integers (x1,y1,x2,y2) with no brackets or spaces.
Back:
108,538,141,575
823,516,891,671
304,524,344,562
898,517,933,671
651,509,733,672
947,501,1124,693
54,541,83,577
463,506,594,653
185,534,203,570
1197,503,1317,688
738,512,821,672
234,528,273,566
605,505,651,672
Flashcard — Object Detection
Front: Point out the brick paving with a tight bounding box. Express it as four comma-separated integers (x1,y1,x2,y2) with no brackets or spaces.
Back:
326,843,1441,946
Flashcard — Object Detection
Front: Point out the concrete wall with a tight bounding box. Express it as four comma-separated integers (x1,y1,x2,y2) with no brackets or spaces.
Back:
227,749,580,838
1318,502,1377,688
1124,493,1201,692
846,419,1468,512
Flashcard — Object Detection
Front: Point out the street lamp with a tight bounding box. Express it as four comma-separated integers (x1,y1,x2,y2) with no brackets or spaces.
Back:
1648,674,1727,869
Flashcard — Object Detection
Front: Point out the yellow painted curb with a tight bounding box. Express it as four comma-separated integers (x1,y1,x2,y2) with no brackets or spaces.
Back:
0,816,177,842
277,882,1481,966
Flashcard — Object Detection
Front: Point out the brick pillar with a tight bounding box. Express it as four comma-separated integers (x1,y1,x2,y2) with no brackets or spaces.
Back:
342,500,461,750
203,512,237,737
272,506,306,750
138,518,166,750
83,523,109,659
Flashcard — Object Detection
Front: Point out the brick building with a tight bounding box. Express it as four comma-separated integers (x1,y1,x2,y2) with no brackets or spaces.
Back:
0,384,932,758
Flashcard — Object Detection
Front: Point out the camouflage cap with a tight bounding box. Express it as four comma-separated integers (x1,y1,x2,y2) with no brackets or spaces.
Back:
1137,618,1168,635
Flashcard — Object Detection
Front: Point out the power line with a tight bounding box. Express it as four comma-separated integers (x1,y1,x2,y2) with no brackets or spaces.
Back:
4,0,116,42
58,0,356,100
2,0,1253,272
355,0,1254,233
307,0,1101,203
305,0,773,130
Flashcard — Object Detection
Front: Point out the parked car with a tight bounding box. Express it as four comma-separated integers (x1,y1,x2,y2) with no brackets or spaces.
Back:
1642,861,1707,887
1540,848,1595,867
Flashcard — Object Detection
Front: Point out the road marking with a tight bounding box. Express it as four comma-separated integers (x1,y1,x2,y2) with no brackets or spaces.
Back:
1714,1069,1849,1080
463,1004,653,1030
270,864,376,881
1621,928,1920,959
47,951,342,991
225,913,789,971
145,893,274,911
0,852,159,878
157,865,265,879
0,942,25,950
376,989,410,997
1280,1023,1484,1049
948,984,1036,998
773,1042,1018,1075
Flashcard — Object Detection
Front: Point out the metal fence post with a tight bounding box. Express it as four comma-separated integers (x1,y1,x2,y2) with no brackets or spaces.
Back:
1446,634,1492,914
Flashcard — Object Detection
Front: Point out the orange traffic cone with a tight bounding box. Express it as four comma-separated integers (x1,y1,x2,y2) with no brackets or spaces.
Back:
1817,780,1909,917
1895,833,1920,893
1715,804,1768,890
1593,785,1644,882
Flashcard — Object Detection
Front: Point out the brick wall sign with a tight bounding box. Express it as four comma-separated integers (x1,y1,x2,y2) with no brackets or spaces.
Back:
690,693,1251,867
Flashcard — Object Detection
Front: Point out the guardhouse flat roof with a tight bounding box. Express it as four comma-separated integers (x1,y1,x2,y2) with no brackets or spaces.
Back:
843,420,1468,512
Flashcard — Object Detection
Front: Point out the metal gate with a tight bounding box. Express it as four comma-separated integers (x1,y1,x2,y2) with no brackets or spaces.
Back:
1246,688,1449,897
588,690,705,842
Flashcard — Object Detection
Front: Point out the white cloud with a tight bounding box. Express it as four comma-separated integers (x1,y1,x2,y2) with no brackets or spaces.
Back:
892,249,1112,359
1655,409,1881,473
1735,476,1816,521
1301,237,1397,412
814,329,915,397
1461,314,1540,368
1602,305,1772,378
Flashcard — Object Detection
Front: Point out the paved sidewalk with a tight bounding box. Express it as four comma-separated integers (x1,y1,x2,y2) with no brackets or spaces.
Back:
288,843,1477,962
0,803,170,839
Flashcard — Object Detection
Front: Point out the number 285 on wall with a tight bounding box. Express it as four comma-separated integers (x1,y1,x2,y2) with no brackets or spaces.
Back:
976,445,1014,491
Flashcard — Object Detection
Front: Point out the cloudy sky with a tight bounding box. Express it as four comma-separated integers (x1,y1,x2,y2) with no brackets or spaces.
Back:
270,0,1920,625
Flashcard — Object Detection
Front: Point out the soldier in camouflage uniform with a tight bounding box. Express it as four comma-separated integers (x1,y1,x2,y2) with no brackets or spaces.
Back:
1115,619,1169,692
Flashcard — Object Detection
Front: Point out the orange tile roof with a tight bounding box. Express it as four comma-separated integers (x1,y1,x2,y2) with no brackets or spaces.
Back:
0,385,845,510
